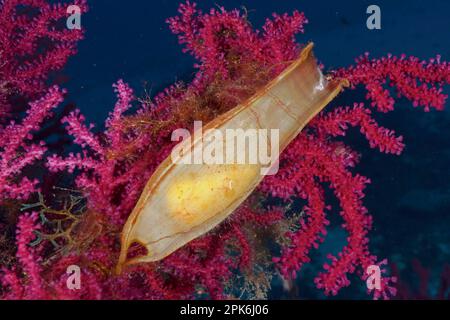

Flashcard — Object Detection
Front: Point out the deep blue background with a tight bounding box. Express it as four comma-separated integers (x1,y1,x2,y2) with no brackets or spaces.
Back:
61,0,450,299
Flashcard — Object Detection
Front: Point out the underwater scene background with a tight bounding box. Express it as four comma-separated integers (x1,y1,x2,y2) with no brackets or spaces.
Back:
61,0,450,299
0,0,449,300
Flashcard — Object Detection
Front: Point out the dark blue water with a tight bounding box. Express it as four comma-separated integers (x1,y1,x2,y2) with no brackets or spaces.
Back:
62,0,450,299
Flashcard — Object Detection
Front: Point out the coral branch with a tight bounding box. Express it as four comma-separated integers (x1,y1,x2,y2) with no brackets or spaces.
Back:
0,0,87,116
335,53,450,112
0,86,64,201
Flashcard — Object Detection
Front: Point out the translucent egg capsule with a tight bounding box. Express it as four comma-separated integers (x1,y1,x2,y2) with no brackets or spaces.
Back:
117,43,346,272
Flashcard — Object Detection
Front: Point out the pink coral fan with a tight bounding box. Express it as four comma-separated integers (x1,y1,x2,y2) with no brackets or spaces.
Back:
0,0,87,117
335,53,449,112
0,0,86,202
2,2,449,300
0,86,65,201
0,212,102,299
0,212,45,299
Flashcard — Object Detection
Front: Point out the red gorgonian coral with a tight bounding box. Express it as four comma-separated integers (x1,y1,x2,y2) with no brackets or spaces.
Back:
0,0,86,116
0,86,65,201
0,0,86,202
1,1,449,300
